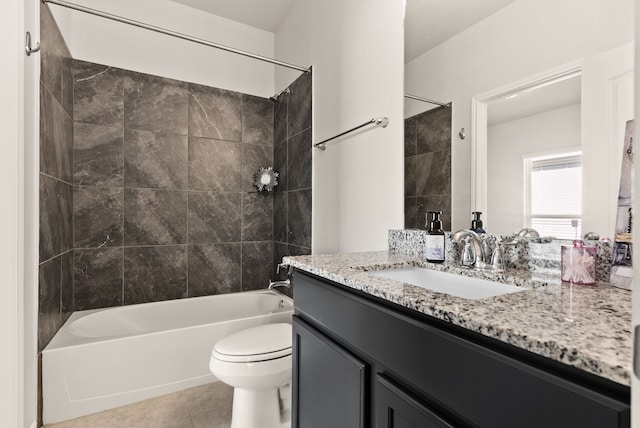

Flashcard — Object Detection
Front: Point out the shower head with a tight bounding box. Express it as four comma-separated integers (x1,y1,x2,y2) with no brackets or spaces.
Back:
269,87,291,103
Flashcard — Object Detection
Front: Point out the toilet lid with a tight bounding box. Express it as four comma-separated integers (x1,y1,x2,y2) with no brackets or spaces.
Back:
213,323,292,363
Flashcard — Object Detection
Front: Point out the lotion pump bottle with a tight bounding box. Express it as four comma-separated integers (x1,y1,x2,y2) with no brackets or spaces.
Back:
471,211,486,234
425,211,445,263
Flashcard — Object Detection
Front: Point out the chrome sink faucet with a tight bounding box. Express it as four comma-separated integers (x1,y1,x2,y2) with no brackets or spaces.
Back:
452,230,489,269
516,228,540,238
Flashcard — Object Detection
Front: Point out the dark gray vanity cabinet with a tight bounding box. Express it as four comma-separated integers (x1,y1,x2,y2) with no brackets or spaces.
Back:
291,270,631,428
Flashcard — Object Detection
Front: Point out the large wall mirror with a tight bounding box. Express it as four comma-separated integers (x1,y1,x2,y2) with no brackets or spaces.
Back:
403,0,635,238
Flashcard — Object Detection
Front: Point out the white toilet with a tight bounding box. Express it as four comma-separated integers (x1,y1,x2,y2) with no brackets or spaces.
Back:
209,323,292,428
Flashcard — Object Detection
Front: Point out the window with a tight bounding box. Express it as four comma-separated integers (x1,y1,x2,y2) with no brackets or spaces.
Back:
523,151,582,239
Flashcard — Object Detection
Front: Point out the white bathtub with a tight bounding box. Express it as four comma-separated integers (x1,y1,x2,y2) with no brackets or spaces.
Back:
42,290,293,425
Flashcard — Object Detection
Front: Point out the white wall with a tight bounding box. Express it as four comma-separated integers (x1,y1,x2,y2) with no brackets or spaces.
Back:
0,2,21,423
1,0,34,426
275,0,405,253
49,0,277,97
23,1,40,427
487,104,580,234
405,0,634,232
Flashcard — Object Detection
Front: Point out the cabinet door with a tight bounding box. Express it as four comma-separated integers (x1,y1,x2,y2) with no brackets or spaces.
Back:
292,316,367,428
375,374,455,428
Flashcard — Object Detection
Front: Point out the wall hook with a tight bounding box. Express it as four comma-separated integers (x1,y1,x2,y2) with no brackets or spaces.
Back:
25,31,40,56
458,128,466,140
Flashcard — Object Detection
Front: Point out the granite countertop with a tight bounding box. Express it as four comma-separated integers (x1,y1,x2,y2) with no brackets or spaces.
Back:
283,251,632,386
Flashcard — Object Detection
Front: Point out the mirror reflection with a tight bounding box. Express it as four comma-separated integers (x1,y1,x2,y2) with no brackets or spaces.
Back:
403,0,635,239
487,73,582,238
404,104,453,231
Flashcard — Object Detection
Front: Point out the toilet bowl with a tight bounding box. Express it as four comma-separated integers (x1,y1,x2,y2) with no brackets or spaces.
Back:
209,323,292,428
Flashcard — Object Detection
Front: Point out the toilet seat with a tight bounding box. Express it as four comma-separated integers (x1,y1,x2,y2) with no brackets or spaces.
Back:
212,323,292,363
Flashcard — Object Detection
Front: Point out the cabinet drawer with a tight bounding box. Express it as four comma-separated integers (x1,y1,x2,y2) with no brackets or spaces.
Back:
294,271,630,428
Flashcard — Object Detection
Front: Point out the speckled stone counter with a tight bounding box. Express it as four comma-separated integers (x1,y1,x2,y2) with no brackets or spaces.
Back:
283,251,632,386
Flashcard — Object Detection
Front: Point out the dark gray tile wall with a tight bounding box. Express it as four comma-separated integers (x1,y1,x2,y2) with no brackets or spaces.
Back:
188,244,241,297
73,248,123,310
38,3,74,352
405,106,452,231
123,246,188,304
71,59,279,310
272,73,313,296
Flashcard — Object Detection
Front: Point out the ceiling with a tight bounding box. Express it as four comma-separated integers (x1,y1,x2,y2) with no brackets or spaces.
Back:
170,0,517,61
170,0,298,32
488,75,581,126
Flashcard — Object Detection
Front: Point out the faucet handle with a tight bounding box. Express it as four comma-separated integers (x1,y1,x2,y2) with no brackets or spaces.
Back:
490,239,505,272
480,234,492,264
460,236,475,267
277,263,294,277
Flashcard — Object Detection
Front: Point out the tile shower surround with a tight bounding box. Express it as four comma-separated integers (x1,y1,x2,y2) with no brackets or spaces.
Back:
273,72,313,291
39,8,312,351
39,4,74,351
404,106,452,231
69,60,311,311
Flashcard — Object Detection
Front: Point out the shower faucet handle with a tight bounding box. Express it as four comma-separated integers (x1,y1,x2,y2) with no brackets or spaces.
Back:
277,263,294,277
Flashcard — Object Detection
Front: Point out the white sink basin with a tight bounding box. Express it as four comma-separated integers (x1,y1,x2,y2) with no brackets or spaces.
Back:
369,267,525,300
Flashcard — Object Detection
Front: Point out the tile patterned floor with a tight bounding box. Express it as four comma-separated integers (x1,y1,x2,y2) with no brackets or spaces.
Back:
44,382,233,428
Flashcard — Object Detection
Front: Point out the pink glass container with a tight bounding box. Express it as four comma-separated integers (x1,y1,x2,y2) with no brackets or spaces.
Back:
561,240,596,285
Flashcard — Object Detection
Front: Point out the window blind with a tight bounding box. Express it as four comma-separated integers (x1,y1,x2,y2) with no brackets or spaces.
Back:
523,153,582,239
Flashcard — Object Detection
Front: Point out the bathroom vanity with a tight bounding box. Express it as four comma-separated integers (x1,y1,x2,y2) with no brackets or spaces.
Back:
285,252,631,428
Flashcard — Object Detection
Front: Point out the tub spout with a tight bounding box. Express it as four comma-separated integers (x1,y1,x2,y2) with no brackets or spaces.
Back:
268,279,291,290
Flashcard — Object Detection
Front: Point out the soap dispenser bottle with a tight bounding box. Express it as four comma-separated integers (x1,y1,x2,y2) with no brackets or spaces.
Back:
471,211,486,234
425,211,445,263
